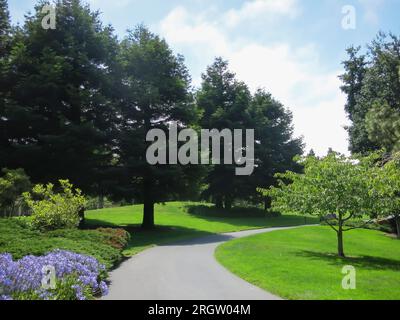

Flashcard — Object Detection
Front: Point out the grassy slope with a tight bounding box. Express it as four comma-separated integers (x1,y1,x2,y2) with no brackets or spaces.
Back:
86,202,318,256
215,226,400,300
0,219,124,269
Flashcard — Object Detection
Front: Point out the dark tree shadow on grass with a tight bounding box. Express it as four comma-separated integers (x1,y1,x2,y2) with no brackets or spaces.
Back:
84,219,220,252
185,204,268,218
297,250,400,272
184,204,320,227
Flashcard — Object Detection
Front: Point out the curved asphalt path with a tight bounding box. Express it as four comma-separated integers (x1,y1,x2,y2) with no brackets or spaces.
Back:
103,227,296,300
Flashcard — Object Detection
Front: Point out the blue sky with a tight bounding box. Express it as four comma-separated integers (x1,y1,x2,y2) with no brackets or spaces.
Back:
8,0,400,155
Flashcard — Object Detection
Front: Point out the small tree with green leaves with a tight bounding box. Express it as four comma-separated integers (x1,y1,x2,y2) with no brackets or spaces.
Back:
373,152,400,238
260,153,378,257
23,180,86,230
0,168,31,217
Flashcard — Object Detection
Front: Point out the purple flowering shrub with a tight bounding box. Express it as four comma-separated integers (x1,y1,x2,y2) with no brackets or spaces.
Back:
0,250,108,300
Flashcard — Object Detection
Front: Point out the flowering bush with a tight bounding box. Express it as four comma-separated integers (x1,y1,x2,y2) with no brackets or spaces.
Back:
23,180,87,230
0,250,108,300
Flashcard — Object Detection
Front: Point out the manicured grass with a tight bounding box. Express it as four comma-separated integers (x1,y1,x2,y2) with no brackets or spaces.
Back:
0,218,129,269
86,202,318,256
215,226,400,300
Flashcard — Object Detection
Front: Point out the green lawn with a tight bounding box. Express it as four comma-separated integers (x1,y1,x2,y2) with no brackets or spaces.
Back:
86,202,318,256
215,226,400,300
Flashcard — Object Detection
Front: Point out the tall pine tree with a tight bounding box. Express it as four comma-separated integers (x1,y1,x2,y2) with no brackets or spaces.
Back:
248,89,303,209
117,25,198,228
1,0,119,194
0,0,10,57
197,60,303,210
0,0,12,165
197,58,252,209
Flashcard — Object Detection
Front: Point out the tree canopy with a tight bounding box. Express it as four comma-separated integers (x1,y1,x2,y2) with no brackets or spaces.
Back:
1,0,304,228
197,58,302,210
340,33,400,154
261,153,379,257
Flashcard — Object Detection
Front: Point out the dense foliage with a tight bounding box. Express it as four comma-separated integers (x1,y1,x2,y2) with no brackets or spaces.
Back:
197,59,302,209
371,152,400,237
340,33,400,154
0,168,31,217
0,0,303,227
0,0,119,195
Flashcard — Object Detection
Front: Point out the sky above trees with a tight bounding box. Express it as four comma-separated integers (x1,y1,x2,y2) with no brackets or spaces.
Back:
8,0,400,155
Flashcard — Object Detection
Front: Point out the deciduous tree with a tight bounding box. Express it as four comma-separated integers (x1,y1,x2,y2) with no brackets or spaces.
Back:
261,153,377,257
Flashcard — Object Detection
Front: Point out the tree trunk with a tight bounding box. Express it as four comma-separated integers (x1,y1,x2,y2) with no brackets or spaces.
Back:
264,197,271,211
78,207,85,229
396,216,400,239
142,198,154,229
142,176,155,229
337,227,345,258
98,194,104,209
215,196,223,210
224,197,232,211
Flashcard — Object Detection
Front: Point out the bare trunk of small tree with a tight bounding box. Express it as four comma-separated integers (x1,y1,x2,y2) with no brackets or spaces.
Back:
337,213,345,258
337,228,345,257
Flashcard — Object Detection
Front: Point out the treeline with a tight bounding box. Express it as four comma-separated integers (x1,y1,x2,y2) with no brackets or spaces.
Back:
340,32,400,155
0,0,303,228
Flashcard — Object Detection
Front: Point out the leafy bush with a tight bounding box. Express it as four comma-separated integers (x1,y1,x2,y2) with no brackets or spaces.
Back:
0,168,31,217
23,180,86,230
0,250,108,300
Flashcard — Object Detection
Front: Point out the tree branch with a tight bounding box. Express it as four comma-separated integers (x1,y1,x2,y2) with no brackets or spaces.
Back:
342,219,374,232
343,213,355,222
323,218,339,233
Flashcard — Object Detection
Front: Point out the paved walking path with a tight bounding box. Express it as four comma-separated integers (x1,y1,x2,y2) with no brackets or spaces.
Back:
103,227,295,300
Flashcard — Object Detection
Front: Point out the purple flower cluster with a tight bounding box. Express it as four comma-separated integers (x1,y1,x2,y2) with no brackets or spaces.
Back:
0,250,108,300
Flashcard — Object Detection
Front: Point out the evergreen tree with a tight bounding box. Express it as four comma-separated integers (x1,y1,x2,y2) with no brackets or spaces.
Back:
117,25,198,228
248,89,303,209
340,33,400,154
197,60,302,210
0,0,12,166
0,0,10,57
197,58,252,209
1,0,119,194
307,149,316,157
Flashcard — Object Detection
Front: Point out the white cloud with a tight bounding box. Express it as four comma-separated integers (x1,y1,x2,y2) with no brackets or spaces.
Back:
160,7,230,60
229,44,349,156
158,2,350,156
224,0,299,27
